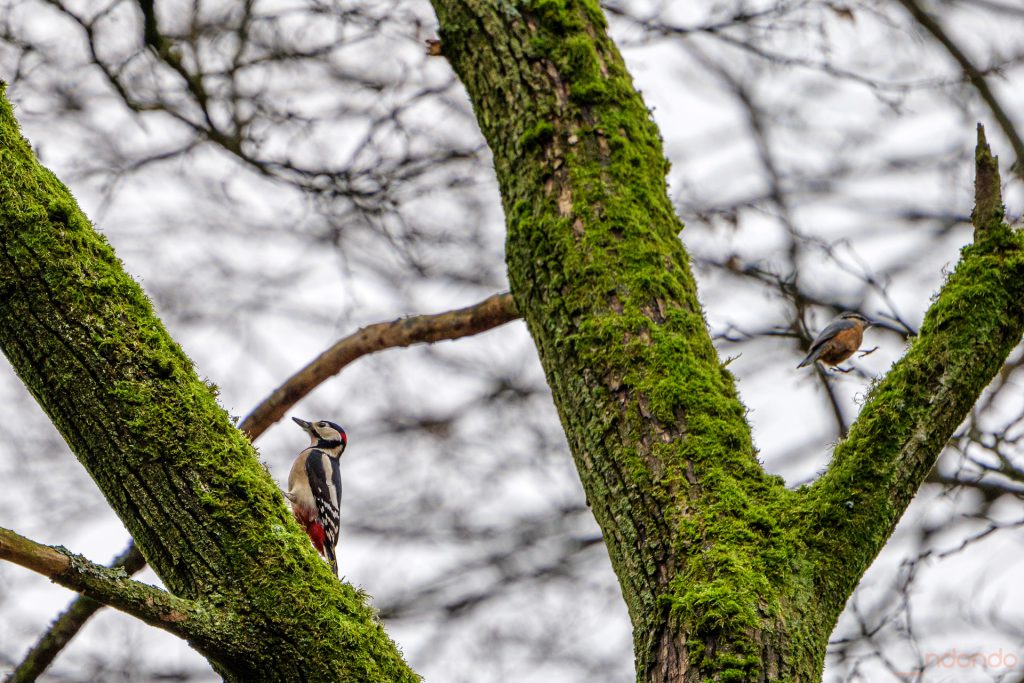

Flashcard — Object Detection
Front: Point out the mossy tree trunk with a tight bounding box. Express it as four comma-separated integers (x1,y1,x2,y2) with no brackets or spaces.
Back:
429,1,1024,681
0,85,418,682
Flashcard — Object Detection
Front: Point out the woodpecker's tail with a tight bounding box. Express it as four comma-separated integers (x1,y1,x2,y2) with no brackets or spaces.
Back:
325,545,338,576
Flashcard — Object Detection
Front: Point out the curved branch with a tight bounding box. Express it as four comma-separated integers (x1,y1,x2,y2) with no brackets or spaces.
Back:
239,292,518,436
4,542,146,683
0,528,234,646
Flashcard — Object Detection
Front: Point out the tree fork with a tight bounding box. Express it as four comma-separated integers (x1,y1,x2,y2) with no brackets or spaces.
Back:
428,2,1024,681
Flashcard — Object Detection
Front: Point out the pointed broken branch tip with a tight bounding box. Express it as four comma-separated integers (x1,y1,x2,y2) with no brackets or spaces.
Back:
972,123,1005,240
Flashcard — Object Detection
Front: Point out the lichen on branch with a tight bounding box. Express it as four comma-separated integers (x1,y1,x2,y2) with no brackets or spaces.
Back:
0,527,236,648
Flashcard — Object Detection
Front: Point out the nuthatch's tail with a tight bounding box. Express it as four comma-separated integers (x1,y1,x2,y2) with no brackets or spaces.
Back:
796,348,821,368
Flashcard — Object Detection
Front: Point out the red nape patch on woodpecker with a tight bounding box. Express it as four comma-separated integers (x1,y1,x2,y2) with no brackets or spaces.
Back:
306,522,326,553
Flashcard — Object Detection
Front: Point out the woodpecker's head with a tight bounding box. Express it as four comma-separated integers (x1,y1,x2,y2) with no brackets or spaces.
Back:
292,417,347,455
837,311,873,329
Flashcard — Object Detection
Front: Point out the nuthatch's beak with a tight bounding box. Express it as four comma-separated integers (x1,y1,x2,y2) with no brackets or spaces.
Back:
291,417,316,436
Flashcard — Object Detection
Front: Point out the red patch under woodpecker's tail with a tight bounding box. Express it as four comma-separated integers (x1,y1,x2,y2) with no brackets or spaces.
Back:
292,506,326,554
305,521,326,553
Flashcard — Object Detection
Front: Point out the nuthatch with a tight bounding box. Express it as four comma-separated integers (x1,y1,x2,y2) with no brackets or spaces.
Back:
797,312,873,369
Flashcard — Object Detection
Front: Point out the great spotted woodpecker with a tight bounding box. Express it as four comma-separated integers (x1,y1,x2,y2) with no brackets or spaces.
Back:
285,417,346,575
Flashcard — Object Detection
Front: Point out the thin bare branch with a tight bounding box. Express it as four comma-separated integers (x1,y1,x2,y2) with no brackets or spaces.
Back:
896,0,1024,176
239,292,519,437
0,527,232,644
4,542,146,683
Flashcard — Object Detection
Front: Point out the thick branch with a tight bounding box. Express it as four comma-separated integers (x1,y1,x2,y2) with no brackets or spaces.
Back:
6,295,516,677
896,0,1024,174
430,2,797,680
805,128,1024,609
240,292,518,435
5,542,146,683
0,83,417,681
0,528,235,647
427,3,1024,681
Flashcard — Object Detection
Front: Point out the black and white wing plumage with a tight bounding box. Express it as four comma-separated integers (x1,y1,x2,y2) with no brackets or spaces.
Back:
305,449,343,575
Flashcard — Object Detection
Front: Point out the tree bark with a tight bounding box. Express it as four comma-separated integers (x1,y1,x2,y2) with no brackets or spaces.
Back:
5,290,517,682
5,541,145,683
427,2,1024,681
0,84,418,682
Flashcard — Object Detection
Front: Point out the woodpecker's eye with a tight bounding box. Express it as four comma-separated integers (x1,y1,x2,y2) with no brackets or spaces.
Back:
318,421,327,427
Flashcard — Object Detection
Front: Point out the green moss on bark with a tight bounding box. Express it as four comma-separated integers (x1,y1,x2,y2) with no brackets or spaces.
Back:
804,236,1024,611
432,1,818,680
0,84,417,682
431,2,1024,682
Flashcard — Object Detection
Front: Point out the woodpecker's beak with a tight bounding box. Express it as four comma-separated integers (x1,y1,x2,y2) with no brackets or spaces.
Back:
291,417,316,436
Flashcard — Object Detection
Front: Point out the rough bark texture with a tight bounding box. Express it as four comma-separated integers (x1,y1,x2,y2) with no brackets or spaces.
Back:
0,84,418,682
428,2,1024,681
